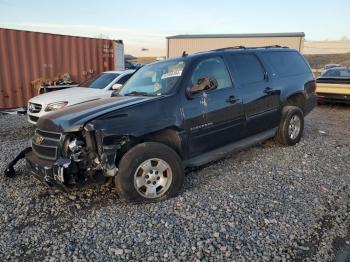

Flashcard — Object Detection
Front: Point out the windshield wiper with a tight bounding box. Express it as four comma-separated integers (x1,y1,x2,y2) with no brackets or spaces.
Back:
123,91,154,96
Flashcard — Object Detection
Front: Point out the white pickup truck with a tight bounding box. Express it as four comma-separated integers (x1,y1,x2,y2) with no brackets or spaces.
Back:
27,70,135,124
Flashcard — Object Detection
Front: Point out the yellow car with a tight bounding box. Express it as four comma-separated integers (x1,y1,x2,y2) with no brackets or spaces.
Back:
316,67,350,103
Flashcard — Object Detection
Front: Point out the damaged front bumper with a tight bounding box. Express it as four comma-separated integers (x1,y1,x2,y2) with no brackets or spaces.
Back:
3,127,127,191
24,150,115,191
26,150,72,191
4,147,120,191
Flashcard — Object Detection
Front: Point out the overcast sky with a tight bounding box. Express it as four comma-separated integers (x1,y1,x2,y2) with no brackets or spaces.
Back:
0,0,349,56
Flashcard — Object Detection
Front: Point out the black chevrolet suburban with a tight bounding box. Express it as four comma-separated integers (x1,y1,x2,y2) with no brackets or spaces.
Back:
5,46,317,202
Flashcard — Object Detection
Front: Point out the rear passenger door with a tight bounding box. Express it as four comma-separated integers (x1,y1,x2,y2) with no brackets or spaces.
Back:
228,53,280,136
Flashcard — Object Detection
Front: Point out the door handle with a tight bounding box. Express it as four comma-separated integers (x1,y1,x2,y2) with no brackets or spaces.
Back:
264,87,274,94
226,95,238,104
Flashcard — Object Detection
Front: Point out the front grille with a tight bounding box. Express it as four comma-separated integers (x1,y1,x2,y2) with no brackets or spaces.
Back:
32,129,62,160
29,115,39,123
36,129,61,140
32,143,57,159
28,102,42,113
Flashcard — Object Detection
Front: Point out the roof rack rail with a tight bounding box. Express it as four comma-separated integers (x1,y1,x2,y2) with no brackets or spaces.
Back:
211,45,288,52
212,46,246,51
260,45,288,48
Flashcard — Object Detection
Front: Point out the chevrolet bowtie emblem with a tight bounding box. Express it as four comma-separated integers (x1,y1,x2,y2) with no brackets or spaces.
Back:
34,134,44,145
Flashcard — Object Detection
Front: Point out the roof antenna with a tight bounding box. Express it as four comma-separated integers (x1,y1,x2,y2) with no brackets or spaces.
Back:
182,51,188,57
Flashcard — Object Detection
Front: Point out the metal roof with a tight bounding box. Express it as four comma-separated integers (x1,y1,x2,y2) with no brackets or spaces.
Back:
167,32,305,39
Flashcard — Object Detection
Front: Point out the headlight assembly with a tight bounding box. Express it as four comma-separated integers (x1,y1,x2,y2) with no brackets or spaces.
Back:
45,101,68,112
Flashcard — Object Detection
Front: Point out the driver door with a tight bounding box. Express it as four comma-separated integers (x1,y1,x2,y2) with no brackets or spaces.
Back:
182,56,245,157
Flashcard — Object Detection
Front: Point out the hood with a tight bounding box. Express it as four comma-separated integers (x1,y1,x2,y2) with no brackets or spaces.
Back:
37,95,157,132
29,87,106,106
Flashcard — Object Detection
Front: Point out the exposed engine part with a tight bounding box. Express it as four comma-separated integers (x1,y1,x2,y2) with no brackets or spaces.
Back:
68,138,85,162
93,157,101,165
68,138,83,152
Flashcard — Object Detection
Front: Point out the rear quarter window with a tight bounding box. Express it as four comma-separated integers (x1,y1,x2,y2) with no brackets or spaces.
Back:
261,51,310,77
229,54,265,84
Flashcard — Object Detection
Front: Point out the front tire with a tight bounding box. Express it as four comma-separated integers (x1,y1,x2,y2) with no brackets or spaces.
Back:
275,106,304,146
115,142,184,203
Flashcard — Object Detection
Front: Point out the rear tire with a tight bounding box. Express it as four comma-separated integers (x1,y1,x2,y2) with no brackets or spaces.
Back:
275,106,304,146
115,142,184,203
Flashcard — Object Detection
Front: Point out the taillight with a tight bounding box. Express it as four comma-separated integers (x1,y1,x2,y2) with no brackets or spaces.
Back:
313,79,317,94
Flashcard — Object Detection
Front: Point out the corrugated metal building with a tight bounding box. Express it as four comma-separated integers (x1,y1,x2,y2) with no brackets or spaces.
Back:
166,32,305,58
0,28,124,109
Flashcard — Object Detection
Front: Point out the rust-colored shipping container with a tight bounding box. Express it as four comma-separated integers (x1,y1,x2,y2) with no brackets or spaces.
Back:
0,28,124,109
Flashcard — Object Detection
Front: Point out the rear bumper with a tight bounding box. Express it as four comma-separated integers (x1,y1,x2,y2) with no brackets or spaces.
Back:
317,93,350,104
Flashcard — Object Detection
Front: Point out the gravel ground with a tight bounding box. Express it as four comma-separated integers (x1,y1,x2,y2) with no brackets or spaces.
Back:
0,104,349,261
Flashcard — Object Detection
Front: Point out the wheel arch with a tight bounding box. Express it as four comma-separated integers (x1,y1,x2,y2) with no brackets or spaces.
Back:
115,127,184,166
284,92,306,113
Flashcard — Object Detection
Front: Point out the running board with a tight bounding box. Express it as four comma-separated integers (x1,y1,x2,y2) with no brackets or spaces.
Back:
184,128,277,167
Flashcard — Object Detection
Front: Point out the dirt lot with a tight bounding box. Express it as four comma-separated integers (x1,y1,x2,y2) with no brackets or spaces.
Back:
0,104,349,261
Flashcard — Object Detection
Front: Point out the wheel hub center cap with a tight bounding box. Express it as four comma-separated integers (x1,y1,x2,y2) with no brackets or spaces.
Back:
148,173,158,182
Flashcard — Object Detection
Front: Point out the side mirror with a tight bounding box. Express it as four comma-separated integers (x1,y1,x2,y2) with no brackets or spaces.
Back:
188,77,218,95
112,83,123,90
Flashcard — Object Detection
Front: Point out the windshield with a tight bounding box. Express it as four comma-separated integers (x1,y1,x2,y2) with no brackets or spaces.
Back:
119,59,186,96
80,73,119,89
322,69,350,78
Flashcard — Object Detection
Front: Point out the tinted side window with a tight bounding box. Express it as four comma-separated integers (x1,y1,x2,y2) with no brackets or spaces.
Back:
191,57,232,90
117,74,132,85
230,54,265,84
261,51,309,77
82,73,119,89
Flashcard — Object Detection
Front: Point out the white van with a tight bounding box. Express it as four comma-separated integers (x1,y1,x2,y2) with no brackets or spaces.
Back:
27,70,135,124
